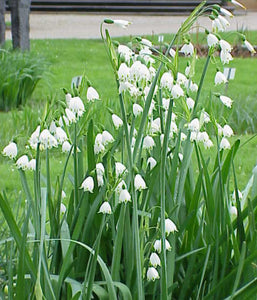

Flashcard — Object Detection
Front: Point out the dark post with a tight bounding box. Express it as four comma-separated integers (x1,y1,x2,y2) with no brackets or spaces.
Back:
0,0,5,45
9,0,31,50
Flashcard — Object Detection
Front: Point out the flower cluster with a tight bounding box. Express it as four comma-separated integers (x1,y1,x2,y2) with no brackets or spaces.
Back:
147,218,178,281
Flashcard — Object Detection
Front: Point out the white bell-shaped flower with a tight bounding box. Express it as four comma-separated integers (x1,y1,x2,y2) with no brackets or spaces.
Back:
197,131,210,143
160,72,173,91
118,63,130,81
207,33,219,47
220,7,233,18
102,130,114,146
119,189,131,203
134,174,147,191
147,157,157,170
49,121,57,134
65,108,76,123
133,103,143,117
149,253,161,267
244,40,256,54
112,114,123,129
62,141,72,153
219,39,232,52
230,205,238,217
212,18,223,32
29,125,41,149
99,202,112,214
97,174,104,187
55,127,68,144
220,137,231,150
3,142,18,159
96,163,105,176
87,87,99,102
81,176,94,193
115,162,127,177
113,19,131,29
165,218,178,235
220,95,233,108
65,93,72,106
218,15,230,30
180,42,194,56
143,136,155,150
220,50,233,64
223,124,234,137
215,71,227,85
169,48,176,58
176,72,187,86
203,139,214,149
16,155,29,170
118,45,133,62
28,158,36,171
69,96,85,116
171,84,184,99
188,118,200,132
60,203,67,214
39,129,58,149
186,97,195,110
147,267,160,281
153,239,171,253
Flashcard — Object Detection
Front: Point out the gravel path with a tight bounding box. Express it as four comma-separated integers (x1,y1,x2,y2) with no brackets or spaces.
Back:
5,11,257,40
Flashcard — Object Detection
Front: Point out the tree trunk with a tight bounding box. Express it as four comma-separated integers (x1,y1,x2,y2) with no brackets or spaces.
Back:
9,0,31,50
0,0,5,45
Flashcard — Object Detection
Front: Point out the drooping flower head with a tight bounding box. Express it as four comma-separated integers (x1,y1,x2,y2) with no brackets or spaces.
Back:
133,103,143,117
102,130,114,146
165,218,178,235
134,174,147,191
29,125,41,149
115,162,127,177
81,176,94,193
99,202,112,214
87,87,100,102
147,267,160,281
149,253,161,267
68,96,84,117
16,155,29,170
215,71,227,85
207,33,219,47
39,129,58,149
219,95,233,108
2,142,18,159
180,42,194,56
112,114,123,129
113,19,132,29
119,189,131,203
143,136,155,150
147,157,157,170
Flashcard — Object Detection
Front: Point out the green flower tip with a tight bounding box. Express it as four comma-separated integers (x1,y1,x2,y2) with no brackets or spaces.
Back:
213,4,221,11
104,19,114,24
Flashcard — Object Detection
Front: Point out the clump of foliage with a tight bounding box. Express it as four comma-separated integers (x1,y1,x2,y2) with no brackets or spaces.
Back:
0,49,47,111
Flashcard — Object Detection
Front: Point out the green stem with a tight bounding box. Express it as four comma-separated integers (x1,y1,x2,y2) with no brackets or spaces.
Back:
73,122,79,207
111,204,126,281
118,89,144,299
84,216,106,300
160,99,174,300
192,53,211,117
